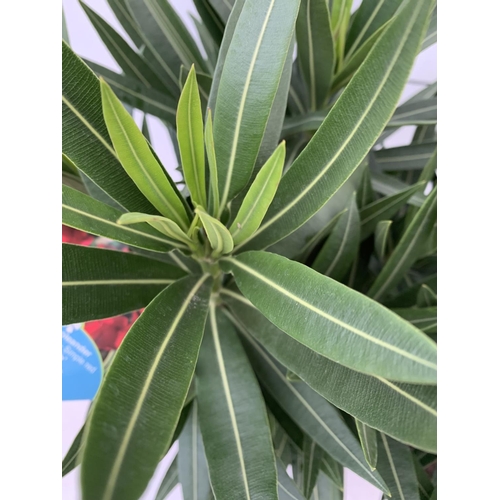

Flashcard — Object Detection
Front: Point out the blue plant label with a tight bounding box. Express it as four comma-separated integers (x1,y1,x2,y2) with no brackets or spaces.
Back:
62,324,103,401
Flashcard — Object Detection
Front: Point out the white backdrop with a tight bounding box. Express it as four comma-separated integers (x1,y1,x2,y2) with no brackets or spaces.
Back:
61,1,437,498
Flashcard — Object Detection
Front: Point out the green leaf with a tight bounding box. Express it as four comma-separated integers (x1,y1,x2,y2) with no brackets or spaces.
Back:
138,0,208,73
387,98,437,127
179,65,212,116
80,274,212,500
62,244,186,324
312,192,360,281
62,186,177,252
229,142,286,246
392,307,437,335
196,208,234,256
62,7,70,44
86,61,177,125
321,455,343,492
356,420,378,471
236,0,434,252
223,294,437,452
417,285,437,308
178,401,212,500
213,0,300,211
360,182,425,240
222,252,437,383
62,423,85,476
205,109,220,216
79,2,168,93
117,213,195,250
345,0,404,59
314,471,343,500
100,79,190,230
177,66,206,208
209,0,235,23
196,305,278,500
374,142,437,172
62,42,158,213
368,187,437,300
193,0,224,47
377,433,419,500
421,6,437,51
374,220,393,261
296,0,335,110
155,457,179,500
277,459,306,500
106,0,144,49
301,436,324,498
411,454,434,500
238,330,390,494
371,171,426,207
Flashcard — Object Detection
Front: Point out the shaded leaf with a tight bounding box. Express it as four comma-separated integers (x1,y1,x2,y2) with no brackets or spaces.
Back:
374,220,393,261
374,142,436,172
356,420,378,471
155,457,179,500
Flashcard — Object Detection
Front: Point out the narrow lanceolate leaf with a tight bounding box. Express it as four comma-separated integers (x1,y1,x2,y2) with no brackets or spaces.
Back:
155,457,179,500
80,275,212,500
421,6,437,51
411,454,434,500
377,434,419,500
301,436,324,498
321,455,343,491
374,142,436,172
277,460,306,500
222,252,437,383
80,2,168,93
224,294,437,452
213,0,301,212
387,98,437,127
371,171,427,207
62,423,85,476
62,186,177,252
312,192,360,281
417,285,437,308
178,401,212,500
205,109,220,216
296,0,335,110
314,471,343,500
375,220,393,261
238,331,389,495
209,0,234,23
62,244,185,325
368,187,437,301
86,61,177,125
177,66,206,208
229,142,286,245
62,42,158,213
106,0,144,49
100,80,190,230
392,308,437,335
345,0,404,59
356,420,378,471
236,0,434,252
196,305,278,500
193,0,224,47
360,182,425,240
117,213,195,249
196,209,234,256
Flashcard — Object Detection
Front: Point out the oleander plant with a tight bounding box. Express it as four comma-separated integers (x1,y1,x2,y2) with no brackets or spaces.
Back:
62,0,437,499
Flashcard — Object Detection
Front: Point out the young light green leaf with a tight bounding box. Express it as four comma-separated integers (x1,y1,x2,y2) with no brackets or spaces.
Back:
86,61,177,125
80,274,212,500
360,182,425,240
80,2,169,93
330,0,352,39
205,109,220,216
155,457,179,500
374,142,436,172
312,192,360,281
375,220,393,261
100,79,190,230
236,0,434,252
368,187,437,300
222,252,437,383
63,42,160,213
178,401,212,500
296,0,335,110
62,186,178,253
213,0,301,212
392,307,437,335
62,244,186,324
331,0,352,68
356,420,378,471
417,285,437,308
196,208,234,256
377,434,419,500
196,305,278,500
177,66,206,208
229,142,286,246
238,331,390,494
224,297,437,452
117,212,195,249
